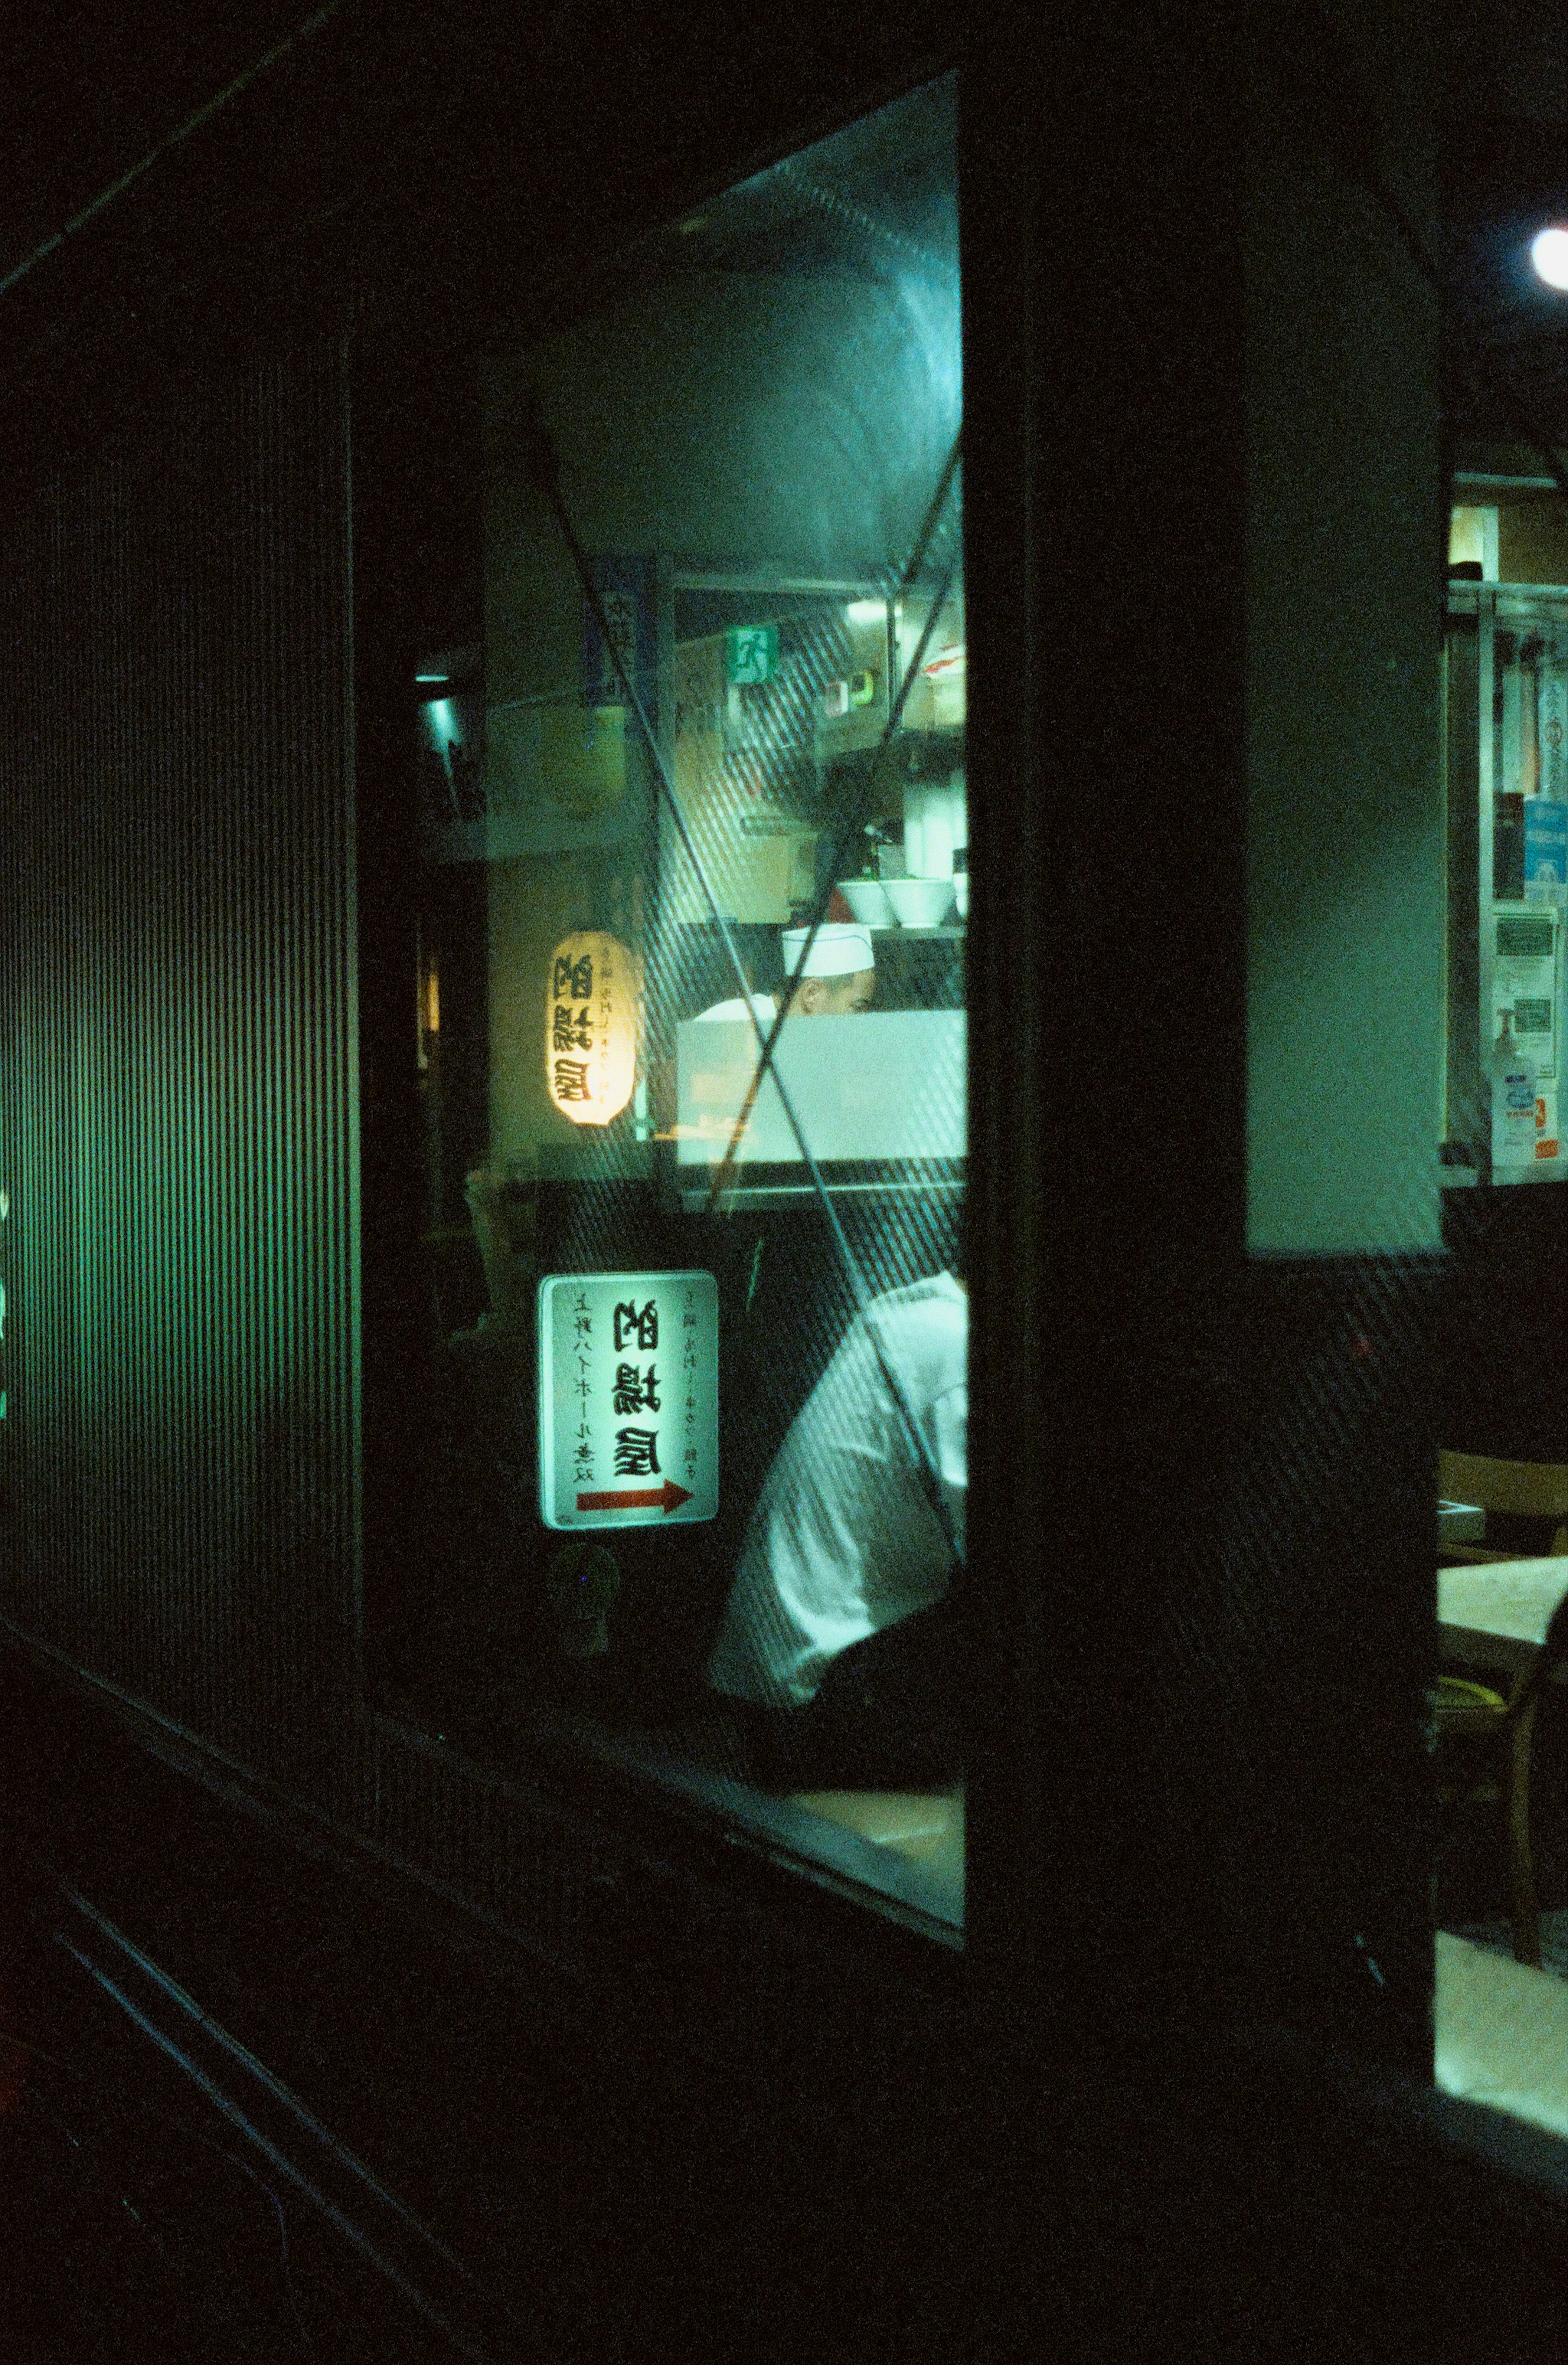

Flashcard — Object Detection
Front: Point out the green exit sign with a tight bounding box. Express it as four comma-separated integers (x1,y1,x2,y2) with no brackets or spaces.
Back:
725,624,778,684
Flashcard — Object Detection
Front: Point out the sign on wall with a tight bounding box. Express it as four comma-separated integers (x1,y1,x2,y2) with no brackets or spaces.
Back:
724,623,778,684
538,1271,718,1530
583,554,657,716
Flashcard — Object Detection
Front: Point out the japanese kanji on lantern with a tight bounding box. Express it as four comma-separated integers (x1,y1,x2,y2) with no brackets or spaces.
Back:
545,929,639,1126
537,1271,719,1530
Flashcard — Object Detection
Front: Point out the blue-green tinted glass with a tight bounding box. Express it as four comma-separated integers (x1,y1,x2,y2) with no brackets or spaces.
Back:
411,74,964,1929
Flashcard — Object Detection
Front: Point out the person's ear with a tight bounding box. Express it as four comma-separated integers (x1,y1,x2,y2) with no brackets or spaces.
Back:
795,978,824,1014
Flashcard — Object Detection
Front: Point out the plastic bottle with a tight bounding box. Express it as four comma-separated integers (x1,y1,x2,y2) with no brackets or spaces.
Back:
1491,1010,1539,1167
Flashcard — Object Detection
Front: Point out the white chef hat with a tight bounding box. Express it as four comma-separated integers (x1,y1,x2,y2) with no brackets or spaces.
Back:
781,922,875,978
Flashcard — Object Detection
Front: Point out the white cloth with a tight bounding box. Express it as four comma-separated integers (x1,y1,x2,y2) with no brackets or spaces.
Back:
707,1273,966,1709
695,992,778,1026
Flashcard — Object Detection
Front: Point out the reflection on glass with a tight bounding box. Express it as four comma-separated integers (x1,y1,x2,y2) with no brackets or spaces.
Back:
407,74,965,1925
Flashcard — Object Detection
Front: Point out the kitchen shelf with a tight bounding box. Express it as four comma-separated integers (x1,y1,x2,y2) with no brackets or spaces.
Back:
868,924,965,940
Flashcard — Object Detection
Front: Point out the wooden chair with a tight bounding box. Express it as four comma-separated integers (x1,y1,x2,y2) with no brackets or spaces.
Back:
1433,1449,1568,1968
1438,1449,1568,1563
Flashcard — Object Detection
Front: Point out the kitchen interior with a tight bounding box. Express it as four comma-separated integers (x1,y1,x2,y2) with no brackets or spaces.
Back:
400,79,969,1925
1435,457,1568,2138
409,543,969,1926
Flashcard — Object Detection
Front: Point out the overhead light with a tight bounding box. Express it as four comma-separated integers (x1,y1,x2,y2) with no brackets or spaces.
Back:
845,599,887,624
1530,226,1568,290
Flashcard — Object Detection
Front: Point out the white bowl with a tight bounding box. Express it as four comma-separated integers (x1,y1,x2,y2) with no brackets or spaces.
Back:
884,876,955,927
837,878,894,925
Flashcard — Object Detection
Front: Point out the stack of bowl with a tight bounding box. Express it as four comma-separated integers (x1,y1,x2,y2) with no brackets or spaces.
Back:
883,877,955,926
837,879,894,926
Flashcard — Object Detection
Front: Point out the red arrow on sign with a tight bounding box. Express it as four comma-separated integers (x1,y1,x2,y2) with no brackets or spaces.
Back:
576,1478,693,1515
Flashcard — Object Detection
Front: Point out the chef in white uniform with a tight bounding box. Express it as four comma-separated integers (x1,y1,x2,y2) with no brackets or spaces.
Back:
695,922,876,1024
706,1271,966,1782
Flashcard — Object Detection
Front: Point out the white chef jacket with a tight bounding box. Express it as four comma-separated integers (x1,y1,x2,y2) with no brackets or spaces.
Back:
706,1273,966,1710
695,993,778,1026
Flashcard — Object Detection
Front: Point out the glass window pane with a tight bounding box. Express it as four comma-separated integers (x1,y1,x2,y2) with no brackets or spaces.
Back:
403,74,965,1929
1438,465,1568,2137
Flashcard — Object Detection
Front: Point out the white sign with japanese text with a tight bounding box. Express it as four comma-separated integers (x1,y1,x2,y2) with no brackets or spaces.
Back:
538,1271,719,1530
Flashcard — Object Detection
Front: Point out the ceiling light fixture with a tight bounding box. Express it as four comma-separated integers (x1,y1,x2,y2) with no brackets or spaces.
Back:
1530,226,1568,291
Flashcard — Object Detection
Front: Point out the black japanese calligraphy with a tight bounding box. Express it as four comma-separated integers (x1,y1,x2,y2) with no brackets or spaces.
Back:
552,1004,594,1052
599,588,636,667
613,1428,661,1476
613,1300,659,1352
553,953,595,1000
553,1059,592,1102
612,1363,661,1416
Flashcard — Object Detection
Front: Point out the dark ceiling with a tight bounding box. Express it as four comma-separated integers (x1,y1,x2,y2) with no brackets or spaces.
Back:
0,4,309,272
4,3,1568,448
1445,108,1568,450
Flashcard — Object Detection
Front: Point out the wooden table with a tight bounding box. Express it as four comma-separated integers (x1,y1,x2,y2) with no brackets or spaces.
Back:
1435,1931,1568,2141
789,1789,964,1882
1438,1557,1568,1679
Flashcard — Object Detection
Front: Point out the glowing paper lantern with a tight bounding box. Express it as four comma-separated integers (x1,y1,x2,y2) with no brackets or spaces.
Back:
546,930,638,1126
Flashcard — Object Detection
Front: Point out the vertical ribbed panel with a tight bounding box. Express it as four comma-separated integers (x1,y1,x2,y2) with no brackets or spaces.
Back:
0,337,610,1968
0,338,359,1776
